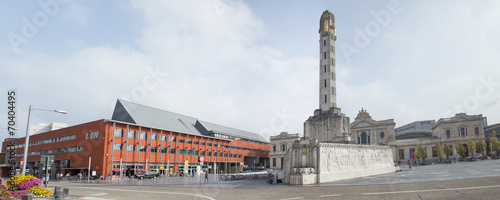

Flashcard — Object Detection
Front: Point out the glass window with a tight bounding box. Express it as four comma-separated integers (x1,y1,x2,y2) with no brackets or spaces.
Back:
239,154,242,158
179,139,185,143
201,142,206,145
161,135,167,141
127,131,136,139
113,144,123,150
150,147,158,153
398,149,404,160
140,132,147,140
151,134,158,140
208,152,212,156
446,130,451,138
187,140,192,144
208,143,212,146
127,145,135,151
160,148,168,153
139,146,146,152
169,137,176,142
170,148,176,154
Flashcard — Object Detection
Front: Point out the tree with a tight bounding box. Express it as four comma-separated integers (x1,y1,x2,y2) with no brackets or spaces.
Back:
491,130,500,154
455,139,466,158
434,141,443,160
443,140,452,159
416,141,426,162
467,136,476,156
476,136,486,155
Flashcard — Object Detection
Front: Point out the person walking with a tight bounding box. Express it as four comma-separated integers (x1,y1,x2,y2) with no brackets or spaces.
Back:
205,171,209,183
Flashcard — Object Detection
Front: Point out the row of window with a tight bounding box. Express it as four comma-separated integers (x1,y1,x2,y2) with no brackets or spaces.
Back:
13,135,77,149
444,127,480,138
112,143,242,158
114,129,269,153
15,146,83,157
209,133,268,145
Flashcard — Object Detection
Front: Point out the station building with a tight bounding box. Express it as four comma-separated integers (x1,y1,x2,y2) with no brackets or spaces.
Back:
1,99,270,178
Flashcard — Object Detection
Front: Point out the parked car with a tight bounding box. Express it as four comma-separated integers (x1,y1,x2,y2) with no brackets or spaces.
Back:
471,154,486,160
135,171,159,179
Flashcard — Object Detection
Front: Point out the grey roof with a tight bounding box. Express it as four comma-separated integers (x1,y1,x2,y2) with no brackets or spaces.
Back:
198,120,268,142
111,99,267,142
112,99,203,136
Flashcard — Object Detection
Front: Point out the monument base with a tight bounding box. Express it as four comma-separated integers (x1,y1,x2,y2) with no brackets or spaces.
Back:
284,137,396,185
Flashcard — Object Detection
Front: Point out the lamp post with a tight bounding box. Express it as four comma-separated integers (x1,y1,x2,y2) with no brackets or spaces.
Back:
21,105,67,175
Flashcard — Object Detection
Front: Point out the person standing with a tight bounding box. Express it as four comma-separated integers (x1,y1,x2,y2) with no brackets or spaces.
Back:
205,171,209,183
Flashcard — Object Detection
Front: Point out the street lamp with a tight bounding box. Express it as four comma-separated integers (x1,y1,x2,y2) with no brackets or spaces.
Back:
22,105,67,175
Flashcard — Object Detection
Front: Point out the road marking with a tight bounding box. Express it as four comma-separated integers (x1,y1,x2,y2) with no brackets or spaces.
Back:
90,193,108,196
319,194,341,197
363,184,500,195
280,197,303,200
65,186,216,200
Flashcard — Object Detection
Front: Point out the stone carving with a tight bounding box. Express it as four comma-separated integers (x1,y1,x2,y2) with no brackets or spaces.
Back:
343,117,348,132
293,168,316,175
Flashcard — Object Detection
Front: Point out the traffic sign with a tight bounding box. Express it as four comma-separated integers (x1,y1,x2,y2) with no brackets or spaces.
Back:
199,156,204,162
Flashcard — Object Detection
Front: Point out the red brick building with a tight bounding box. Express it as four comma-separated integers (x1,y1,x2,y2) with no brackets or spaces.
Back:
1,100,269,178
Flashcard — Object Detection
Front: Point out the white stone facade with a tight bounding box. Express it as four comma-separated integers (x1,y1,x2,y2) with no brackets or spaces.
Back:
350,108,396,146
393,113,486,162
284,137,396,185
270,132,302,170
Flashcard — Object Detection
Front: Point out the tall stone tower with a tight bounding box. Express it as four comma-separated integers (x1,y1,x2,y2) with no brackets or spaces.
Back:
319,10,337,112
304,10,353,144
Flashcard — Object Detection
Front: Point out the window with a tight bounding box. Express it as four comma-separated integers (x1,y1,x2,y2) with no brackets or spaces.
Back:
281,158,284,169
187,140,193,144
475,127,479,136
179,150,187,155
446,130,451,138
208,152,212,156
324,80,327,87
127,131,136,139
151,134,158,140
161,148,168,153
224,153,228,157
150,147,158,153
325,95,327,103
323,39,326,46
273,145,276,152
358,137,360,144
195,141,200,145
113,144,123,150
229,153,232,157
127,145,135,152
140,132,147,140
214,144,218,147
219,152,223,157
114,129,124,137
282,144,286,151
273,158,276,167
179,139,185,143
139,146,146,152
323,52,326,59
201,151,206,156
161,135,167,141
169,137,176,142
233,154,237,158
324,65,327,72
398,149,404,160
208,143,212,146
170,149,176,154
239,154,242,158
380,132,385,139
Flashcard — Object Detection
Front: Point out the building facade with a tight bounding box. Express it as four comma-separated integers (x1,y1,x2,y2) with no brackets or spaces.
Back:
1,100,269,178
395,120,435,134
269,132,301,170
393,113,485,162
350,108,396,146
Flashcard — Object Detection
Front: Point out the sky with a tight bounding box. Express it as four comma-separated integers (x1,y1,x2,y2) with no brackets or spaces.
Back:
1,0,500,143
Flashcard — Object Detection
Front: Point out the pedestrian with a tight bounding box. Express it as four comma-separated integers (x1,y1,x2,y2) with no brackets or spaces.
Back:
56,173,60,181
205,171,209,183
78,172,82,181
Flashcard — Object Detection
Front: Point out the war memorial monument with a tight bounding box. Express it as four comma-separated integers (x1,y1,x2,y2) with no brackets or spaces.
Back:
283,10,396,185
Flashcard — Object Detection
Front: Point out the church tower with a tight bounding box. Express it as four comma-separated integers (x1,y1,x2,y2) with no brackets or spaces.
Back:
319,10,337,112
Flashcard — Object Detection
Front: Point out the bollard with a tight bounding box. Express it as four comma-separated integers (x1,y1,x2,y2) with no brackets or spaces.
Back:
54,186,62,200
21,194,32,200
63,188,69,198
